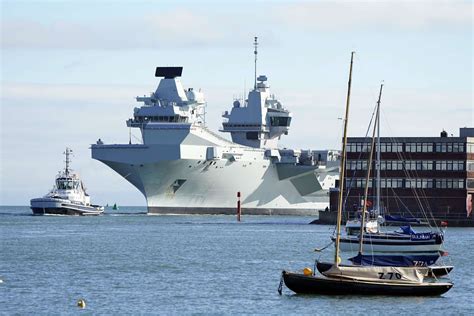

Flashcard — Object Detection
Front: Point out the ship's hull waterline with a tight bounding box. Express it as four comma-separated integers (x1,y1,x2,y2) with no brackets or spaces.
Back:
30,198,104,216
93,147,332,216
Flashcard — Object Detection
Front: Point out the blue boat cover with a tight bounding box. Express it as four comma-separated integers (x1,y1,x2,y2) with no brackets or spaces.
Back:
349,253,440,267
400,225,416,235
385,215,421,224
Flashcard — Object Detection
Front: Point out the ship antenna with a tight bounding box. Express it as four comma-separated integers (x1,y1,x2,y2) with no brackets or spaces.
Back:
253,36,258,90
64,147,72,177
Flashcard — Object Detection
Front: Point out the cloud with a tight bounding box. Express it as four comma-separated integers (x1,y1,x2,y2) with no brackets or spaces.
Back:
273,0,472,31
1,8,241,50
1,82,144,103
3,1,469,51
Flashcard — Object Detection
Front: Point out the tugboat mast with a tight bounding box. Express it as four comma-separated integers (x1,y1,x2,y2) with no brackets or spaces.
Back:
64,147,72,177
254,36,258,90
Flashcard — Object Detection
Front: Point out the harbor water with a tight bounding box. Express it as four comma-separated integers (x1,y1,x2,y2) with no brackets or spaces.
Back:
1,206,473,315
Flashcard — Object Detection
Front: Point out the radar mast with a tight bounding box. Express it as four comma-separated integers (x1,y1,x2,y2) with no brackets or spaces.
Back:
254,36,258,90
64,147,72,177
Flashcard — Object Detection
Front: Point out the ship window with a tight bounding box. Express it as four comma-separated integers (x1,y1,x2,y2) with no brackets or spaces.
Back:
270,117,291,126
57,179,76,190
246,132,259,140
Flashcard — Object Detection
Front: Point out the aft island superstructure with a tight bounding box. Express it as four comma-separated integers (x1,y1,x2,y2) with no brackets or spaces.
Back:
91,40,338,215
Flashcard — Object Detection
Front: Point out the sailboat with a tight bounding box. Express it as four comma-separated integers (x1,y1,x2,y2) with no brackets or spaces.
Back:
280,52,453,296
334,83,445,255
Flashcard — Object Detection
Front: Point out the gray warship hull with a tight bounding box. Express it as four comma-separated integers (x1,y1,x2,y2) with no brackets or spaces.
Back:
92,129,336,216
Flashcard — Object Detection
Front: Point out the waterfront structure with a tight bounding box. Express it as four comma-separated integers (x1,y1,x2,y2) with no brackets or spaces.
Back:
328,128,474,226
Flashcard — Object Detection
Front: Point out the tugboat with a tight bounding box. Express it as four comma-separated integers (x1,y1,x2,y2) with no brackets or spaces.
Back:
30,148,104,216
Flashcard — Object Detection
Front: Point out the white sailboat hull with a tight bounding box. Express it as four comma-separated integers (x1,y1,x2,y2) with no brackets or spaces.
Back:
334,235,444,253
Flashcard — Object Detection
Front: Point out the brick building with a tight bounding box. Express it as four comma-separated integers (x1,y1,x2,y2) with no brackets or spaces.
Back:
328,127,474,226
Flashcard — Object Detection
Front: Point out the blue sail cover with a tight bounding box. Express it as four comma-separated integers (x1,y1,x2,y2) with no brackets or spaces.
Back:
400,225,416,235
385,215,421,224
398,225,444,243
349,253,440,267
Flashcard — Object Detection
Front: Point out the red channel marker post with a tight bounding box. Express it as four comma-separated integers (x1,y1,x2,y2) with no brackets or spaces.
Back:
237,191,241,222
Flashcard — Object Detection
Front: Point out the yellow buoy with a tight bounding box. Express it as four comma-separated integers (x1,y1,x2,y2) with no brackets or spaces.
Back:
77,299,86,309
303,267,313,276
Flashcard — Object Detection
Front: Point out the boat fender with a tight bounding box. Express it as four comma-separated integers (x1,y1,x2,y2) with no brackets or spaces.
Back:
303,267,313,276
337,256,342,264
77,299,86,309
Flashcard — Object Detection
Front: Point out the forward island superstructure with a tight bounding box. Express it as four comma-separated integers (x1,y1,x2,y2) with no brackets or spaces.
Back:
91,39,338,215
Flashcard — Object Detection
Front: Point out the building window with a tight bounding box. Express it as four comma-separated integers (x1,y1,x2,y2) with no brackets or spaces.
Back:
422,179,433,188
435,179,465,189
467,143,474,153
435,160,465,171
453,179,464,189
453,143,459,153
422,143,433,152
436,143,443,152
467,161,474,171
453,161,464,171
465,179,473,189
422,161,433,170
395,179,403,188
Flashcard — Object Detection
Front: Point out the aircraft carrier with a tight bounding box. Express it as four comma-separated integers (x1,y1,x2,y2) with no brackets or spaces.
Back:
91,39,339,215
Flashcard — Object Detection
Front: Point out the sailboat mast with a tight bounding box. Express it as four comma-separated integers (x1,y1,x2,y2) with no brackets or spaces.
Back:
335,52,355,266
358,98,380,255
376,83,384,214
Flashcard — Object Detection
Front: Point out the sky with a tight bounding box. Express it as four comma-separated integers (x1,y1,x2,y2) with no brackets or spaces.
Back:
1,0,472,206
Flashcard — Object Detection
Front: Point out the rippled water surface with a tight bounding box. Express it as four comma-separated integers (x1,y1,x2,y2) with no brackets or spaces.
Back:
1,206,473,315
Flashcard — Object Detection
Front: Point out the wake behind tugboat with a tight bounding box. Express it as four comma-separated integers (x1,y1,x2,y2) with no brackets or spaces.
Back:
30,148,104,216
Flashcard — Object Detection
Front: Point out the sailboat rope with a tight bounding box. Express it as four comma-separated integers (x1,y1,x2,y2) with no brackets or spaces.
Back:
341,104,378,220
379,111,441,231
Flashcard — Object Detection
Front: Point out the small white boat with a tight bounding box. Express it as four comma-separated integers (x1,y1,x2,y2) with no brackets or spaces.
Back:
30,148,104,216
344,210,383,235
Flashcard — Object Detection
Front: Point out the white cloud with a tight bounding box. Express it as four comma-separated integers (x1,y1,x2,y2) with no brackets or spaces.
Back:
3,2,469,51
273,0,472,31
1,82,144,103
1,8,241,50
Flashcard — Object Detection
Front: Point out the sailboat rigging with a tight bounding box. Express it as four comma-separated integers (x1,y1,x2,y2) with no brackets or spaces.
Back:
335,83,446,256
280,53,453,296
